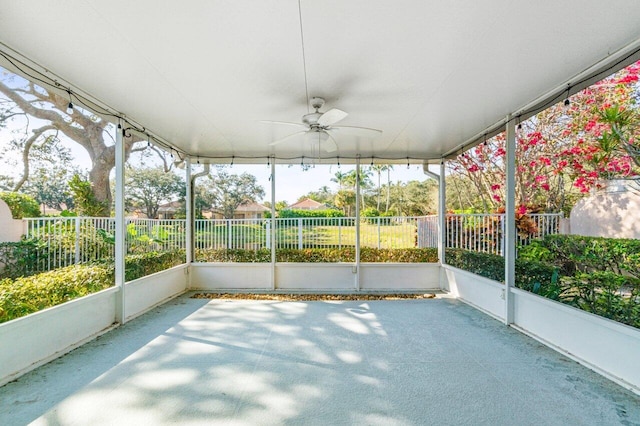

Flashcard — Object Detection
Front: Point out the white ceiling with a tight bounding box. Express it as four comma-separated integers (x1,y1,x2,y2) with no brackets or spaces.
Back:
1,1,640,163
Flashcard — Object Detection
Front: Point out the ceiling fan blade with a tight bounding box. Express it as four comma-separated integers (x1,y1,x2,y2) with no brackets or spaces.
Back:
318,108,348,126
268,131,307,146
260,120,307,129
323,130,339,153
330,125,382,134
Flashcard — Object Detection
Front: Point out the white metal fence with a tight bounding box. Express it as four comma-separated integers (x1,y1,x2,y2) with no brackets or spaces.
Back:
20,213,563,268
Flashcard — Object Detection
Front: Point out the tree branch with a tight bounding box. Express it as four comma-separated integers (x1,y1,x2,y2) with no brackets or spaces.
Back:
12,125,57,191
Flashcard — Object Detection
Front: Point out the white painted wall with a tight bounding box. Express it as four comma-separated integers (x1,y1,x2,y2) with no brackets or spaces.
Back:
360,263,440,290
190,263,272,290
190,263,442,291
0,266,189,386
125,265,188,320
442,265,505,321
276,263,355,290
0,199,24,242
0,287,118,386
570,181,640,238
511,288,640,394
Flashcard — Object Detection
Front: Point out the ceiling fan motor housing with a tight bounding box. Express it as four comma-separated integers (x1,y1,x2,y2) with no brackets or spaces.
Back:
302,112,323,127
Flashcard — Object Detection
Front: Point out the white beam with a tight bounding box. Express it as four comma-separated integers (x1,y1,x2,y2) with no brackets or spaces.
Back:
504,115,516,325
270,158,276,290
355,157,361,291
438,161,446,266
185,159,193,265
114,122,126,324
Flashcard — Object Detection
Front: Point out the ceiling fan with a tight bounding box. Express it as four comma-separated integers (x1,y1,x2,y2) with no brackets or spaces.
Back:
261,97,382,153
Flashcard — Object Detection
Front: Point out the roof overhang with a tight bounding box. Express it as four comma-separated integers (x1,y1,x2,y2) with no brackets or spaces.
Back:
1,1,640,164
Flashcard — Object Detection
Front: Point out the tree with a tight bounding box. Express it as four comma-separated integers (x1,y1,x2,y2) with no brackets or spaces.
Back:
68,174,109,217
125,167,185,219
0,68,146,215
369,164,392,211
449,60,640,214
209,171,265,219
0,191,40,218
302,186,334,207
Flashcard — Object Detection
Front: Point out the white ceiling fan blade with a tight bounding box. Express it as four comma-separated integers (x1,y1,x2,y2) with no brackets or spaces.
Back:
330,125,382,135
268,131,307,146
318,108,348,126
260,120,307,129
323,130,339,153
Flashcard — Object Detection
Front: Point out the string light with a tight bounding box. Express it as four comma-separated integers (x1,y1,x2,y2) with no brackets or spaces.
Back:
370,158,374,166
66,90,74,115
337,157,340,168
230,156,234,166
407,157,410,169
147,134,151,147
564,85,571,108
267,157,270,167
197,156,200,164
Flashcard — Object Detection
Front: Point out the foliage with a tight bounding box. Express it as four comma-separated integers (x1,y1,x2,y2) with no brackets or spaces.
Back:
449,234,640,328
209,171,265,219
0,264,114,323
125,167,185,218
0,65,145,213
518,234,640,278
447,61,640,214
68,174,109,217
277,208,344,218
0,191,40,218
195,247,437,263
123,249,185,281
0,237,49,279
0,248,185,323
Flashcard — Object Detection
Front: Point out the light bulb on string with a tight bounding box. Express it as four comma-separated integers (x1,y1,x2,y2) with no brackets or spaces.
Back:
66,90,74,115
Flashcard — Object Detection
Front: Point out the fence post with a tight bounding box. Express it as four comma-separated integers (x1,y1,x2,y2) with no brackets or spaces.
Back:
74,217,81,264
297,218,303,249
338,218,342,249
500,214,505,257
377,217,381,249
265,221,271,249
227,220,232,249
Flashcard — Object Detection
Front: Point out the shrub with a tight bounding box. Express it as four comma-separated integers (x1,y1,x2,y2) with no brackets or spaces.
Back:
123,249,186,281
194,247,438,263
0,237,50,279
0,192,40,218
277,209,345,218
0,264,114,323
0,249,186,323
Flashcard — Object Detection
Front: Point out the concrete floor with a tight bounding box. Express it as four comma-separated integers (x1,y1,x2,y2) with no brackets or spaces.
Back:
1,294,639,426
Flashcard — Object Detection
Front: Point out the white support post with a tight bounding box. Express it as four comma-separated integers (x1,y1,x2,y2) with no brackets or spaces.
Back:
438,161,446,265
355,157,361,291
185,159,193,265
114,122,126,324
505,115,516,325
74,216,81,265
270,159,276,290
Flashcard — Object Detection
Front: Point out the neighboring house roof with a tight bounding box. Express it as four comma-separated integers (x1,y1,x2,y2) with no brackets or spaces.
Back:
157,200,182,213
287,198,327,210
235,201,269,213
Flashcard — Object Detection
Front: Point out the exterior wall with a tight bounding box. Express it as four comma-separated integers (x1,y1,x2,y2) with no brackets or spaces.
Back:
360,263,440,290
0,287,118,386
441,265,640,394
125,264,188,320
0,266,188,386
512,288,640,394
190,263,272,290
0,199,23,242
570,181,640,238
442,265,505,320
189,263,441,291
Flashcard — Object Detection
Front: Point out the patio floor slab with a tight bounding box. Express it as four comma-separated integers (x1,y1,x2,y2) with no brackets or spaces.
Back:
1,293,639,425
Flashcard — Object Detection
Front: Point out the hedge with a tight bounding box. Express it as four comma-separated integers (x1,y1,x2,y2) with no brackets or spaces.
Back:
0,249,185,323
447,235,640,329
195,247,438,263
